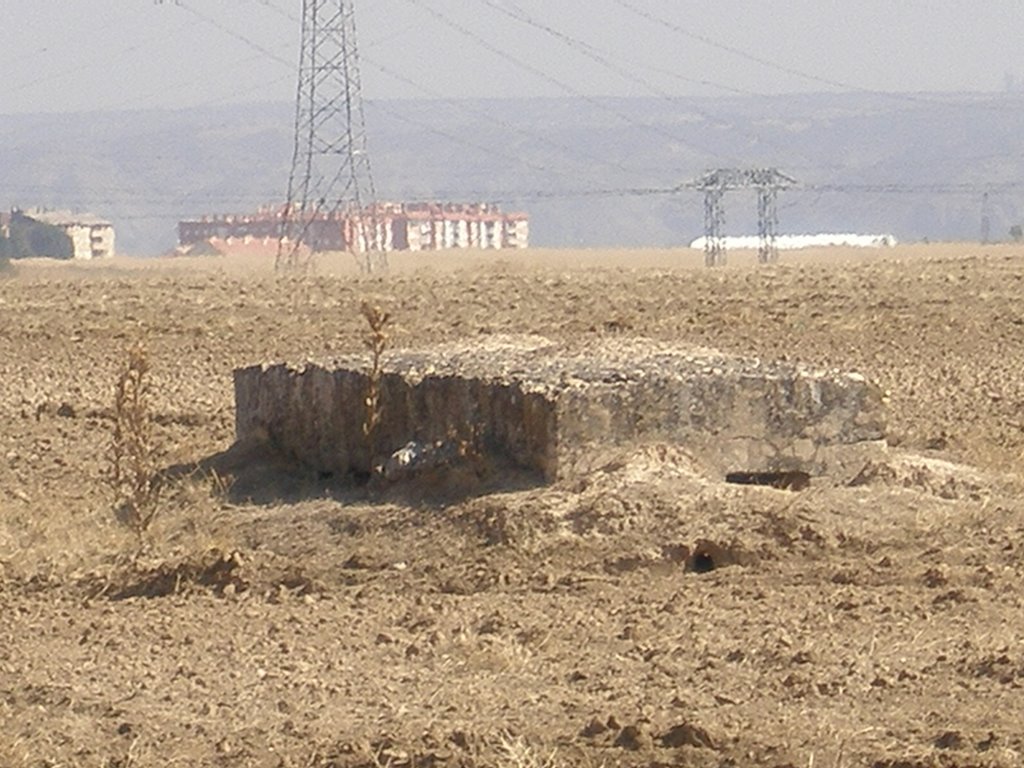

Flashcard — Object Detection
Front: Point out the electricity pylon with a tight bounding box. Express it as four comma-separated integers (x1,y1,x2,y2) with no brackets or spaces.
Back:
277,0,385,272
691,168,796,266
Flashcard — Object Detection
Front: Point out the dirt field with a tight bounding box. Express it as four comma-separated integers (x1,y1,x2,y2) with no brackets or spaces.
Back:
3,244,1024,768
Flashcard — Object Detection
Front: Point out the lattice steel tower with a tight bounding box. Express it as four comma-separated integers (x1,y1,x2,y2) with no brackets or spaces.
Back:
980,191,992,245
691,168,795,267
278,0,385,272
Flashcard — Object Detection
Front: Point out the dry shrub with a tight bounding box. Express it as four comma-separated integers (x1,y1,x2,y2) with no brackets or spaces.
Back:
360,301,391,456
108,342,162,549
496,732,559,768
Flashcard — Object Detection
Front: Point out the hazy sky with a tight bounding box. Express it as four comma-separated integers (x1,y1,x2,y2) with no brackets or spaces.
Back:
2,0,1024,114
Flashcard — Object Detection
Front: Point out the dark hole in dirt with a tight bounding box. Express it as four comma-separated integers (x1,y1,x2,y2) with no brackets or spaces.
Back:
684,540,748,574
726,470,811,491
691,552,716,573
318,470,334,481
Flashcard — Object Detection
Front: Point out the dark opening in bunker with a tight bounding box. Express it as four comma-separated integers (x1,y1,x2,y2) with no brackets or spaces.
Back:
725,470,811,491
691,552,716,573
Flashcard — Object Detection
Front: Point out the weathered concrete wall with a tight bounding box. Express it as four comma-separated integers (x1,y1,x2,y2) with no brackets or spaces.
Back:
234,336,886,483
235,362,557,480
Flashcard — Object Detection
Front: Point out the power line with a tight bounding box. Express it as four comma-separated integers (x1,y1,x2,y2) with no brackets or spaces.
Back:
362,55,654,182
473,0,818,165
478,0,758,99
3,17,196,97
609,0,886,95
248,0,300,24
5,190,678,218
608,0,1024,115
154,1,1024,192
162,1,684,194
0,4,157,75
173,1,295,69
369,101,572,178
8,1,1023,242
0,45,51,70
246,0,421,50
164,1,653,202
23,179,1024,212
802,181,1024,195
87,53,291,113
396,0,730,161
0,3,292,115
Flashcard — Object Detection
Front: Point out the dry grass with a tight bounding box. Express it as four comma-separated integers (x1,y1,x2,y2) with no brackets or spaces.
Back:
496,732,559,768
360,301,391,461
154,468,238,556
0,734,32,768
108,342,162,549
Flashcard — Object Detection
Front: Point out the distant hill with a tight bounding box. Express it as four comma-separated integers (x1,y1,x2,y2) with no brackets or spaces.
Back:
3,93,1024,255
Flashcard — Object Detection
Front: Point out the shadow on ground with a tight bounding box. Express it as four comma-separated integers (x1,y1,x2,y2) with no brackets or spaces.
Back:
167,439,546,507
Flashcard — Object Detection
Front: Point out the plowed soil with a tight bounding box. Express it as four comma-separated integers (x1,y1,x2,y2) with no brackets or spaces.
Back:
3,245,1024,768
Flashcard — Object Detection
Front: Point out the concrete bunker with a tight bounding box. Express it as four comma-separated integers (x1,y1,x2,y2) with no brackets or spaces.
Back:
232,336,886,490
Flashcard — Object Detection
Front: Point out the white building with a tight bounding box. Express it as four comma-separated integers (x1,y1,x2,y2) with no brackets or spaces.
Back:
690,233,897,251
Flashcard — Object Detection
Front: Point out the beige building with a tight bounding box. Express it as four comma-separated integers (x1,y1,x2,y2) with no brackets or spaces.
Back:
20,209,116,259
178,202,529,254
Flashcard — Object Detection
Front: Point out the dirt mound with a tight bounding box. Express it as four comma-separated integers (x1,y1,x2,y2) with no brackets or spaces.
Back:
849,452,994,500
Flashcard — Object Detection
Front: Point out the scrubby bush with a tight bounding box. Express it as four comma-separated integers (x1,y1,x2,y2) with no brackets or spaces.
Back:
24,220,73,258
4,215,74,259
109,343,163,549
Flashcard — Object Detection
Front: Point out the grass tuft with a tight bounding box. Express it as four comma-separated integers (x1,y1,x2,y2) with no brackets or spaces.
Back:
496,732,559,768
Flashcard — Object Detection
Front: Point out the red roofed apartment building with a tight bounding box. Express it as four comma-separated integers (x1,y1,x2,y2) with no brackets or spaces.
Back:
176,202,529,256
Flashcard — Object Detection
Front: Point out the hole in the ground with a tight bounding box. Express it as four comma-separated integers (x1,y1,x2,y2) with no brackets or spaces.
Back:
725,470,811,491
684,539,750,574
691,552,716,573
